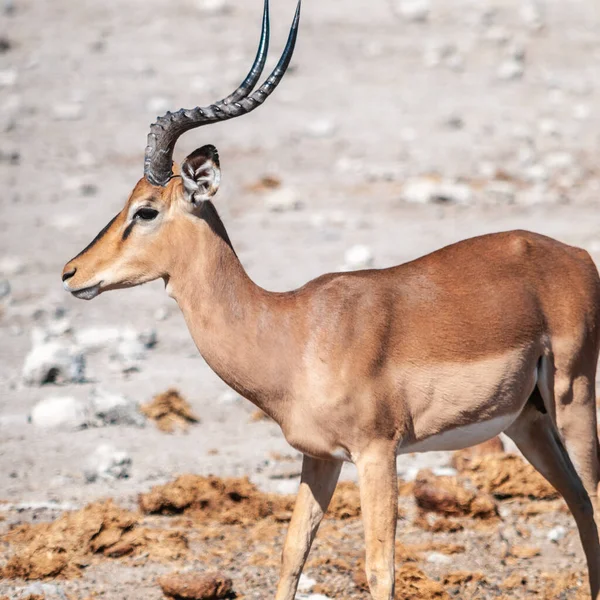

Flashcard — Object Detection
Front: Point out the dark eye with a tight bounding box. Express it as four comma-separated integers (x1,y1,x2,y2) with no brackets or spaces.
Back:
134,207,158,221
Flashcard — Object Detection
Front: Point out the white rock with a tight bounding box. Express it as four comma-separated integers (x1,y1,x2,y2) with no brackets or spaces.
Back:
298,574,317,592
516,184,559,206
276,479,300,495
432,466,458,477
0,68,17,87
538,118,559,136
154,307,169,321
218,389,243,405
573,104,591,120
52,102,83,121
146,96,171,114
523,164,548,183
30,396,88,429
497,58,524,80
520,1,544,31
483,181,517,205
393,0,430,22
402,178,472,205
20,583,66,600
306,118,337,138
547,525,567,543
87,388,146,427
264,187,302,212
343,245,374,270
0,255,25,275
22,340,85,385
84,444,132,482
195,0,230,15
75,326,122,352
427,552,452,565
543,152,574,171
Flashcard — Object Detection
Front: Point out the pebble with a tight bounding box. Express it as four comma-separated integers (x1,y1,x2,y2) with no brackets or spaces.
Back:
22,340,85,385
0,278,10,299
19,583,67,600
195,0,231,15
84,444,132,482
497,58,524,80
520,1,544,31
298,574,317,592
218,389,243,405
343,244,374,270
483,181,517,205
87,387,146,428
0,68,17,87
264,187,302,212
154,307,169,321
547,526,567,543
146,96,171,114
305,118,337,138
392,0,430,22
427,552,453,565
29,396,88,429
401,177,472,205
0,255,25,275
52,102,83,121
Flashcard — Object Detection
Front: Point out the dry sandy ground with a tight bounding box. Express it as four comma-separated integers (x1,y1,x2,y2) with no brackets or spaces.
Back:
1,0,600,597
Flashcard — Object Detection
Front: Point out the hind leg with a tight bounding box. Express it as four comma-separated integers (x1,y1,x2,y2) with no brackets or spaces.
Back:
541,353,600,526
505,402,600,599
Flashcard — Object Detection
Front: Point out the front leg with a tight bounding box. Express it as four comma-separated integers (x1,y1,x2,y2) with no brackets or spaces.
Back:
275,454,342,600
356,442,398,600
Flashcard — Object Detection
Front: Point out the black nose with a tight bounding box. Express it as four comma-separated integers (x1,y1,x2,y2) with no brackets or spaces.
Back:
62,267,76,282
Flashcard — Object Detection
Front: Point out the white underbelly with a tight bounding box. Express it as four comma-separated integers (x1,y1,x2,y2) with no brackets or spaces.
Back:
397,411,520,454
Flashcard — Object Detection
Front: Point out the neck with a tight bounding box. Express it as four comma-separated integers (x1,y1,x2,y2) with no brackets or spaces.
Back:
166,202,297,420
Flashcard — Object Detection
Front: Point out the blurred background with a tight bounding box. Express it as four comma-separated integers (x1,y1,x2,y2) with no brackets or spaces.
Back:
1,0,600,598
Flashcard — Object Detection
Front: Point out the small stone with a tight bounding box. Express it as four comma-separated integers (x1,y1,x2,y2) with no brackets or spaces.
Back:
22,340,85,385
52,102,83,121
306,118,336,138
87,388,146,427
520,1,544,31
195,0,231,15
516,184,559,206
402,178,472,205
218,389,242,405
497,58,524,80
393,0,430,22
298,574,317,592
343,244,374,270
427,552,452,565
483,181,516,205
543,151,574,171
264,187,302,212
523,164,548,183
573,104,591,120
0,255,25,275
84,443,132,482
547,526,567,543
158,571,234,599
29,396,88,429
538,118,559,136
154,307,169,321
0,278,10,299
75,326,122,352
0,68,17,87
146,96,171,114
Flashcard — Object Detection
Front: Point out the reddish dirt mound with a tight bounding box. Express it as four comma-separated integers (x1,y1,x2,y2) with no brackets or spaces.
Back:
139,476,364,524
452,453,559,500
328,481,362,519
141,389,199,433
413,469,498,518
158,571,234,599
354,562,450,599
138,475,294,524
0,500,187,579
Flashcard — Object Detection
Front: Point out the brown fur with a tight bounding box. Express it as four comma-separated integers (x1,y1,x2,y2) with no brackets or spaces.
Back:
63,172,600,600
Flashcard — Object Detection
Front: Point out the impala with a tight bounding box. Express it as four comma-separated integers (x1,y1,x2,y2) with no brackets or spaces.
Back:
61,1,600,597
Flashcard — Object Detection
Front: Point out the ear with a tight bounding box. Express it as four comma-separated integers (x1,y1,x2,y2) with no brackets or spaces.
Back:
181,145,221,204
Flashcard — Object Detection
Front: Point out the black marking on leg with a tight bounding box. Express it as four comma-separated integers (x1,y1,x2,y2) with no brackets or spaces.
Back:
73,214,118,259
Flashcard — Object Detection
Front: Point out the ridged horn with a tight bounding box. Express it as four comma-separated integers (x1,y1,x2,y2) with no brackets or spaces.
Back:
144,0,301,187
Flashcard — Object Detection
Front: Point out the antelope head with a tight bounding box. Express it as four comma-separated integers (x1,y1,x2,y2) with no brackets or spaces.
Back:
62,0,300,300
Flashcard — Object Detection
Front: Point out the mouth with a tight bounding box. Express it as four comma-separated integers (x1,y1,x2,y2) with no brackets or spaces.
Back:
64,281,102,300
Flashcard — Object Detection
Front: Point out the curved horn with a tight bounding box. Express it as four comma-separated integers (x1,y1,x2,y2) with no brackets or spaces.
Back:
144,0,301,187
